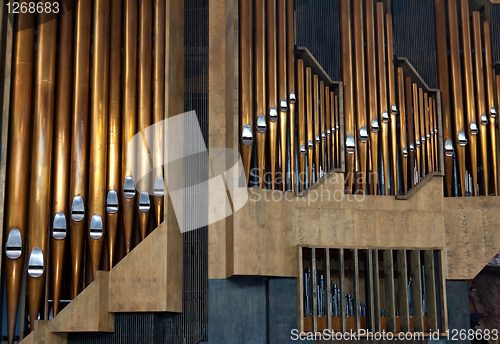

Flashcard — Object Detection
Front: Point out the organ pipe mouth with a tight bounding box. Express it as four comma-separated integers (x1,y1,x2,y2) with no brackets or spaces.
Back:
89,214,104,240
257,115,267,133
241,124,253,146
458,131,467,146
106,190,119,214
71,196,85,222
52,212,67,240
5,228,22,260
445,139,454,157
28,248,44,278
346,135,356,154
371,118,379,133
269,107,278,122
154,177,165,198
139,191,151,213
123,176,136,199
359,126,368,143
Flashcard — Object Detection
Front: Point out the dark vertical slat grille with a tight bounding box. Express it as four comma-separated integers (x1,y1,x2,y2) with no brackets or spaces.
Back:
490,4,500,63
295,0,341,81
392,0,438,88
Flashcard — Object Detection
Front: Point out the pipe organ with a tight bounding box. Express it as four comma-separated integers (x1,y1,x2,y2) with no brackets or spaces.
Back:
2,2,167,342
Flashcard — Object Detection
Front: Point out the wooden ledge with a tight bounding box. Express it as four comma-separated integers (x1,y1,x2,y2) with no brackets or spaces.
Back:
396,172,442,200
20,321,67,344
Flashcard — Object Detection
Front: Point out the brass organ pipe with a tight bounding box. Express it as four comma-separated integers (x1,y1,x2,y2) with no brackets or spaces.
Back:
306,68,314,185
424,93,432,172
413,84,421,181
365,0,379,194
397,68,408,193
267,0,278,189
89,0,110,280
326,87,331,171
138,0,153,239
340,0,355,193
278,0,287,190
473,12,488,195
386,13,398,194
448,0,466,196
287,0,295,191
27,7,57,330
405,77,416,187
153,0,166,224
331,92,337,169
335,94,340,168
320,81,326,174
484,21,498,195
434,0,454,196
353,0,368,193
240,0,253,184
123,0,138,254
428,96,435,172
432,98,439,171
255,0,266,188
419,88,426,176
461,0,478,195
70,0,92,297
51,1,74,316
314,75,320,181
376,3,389,195
297,60,306,189
107,0,122,268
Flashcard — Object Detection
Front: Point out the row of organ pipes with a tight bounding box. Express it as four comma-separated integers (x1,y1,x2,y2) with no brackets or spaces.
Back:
3,1,167,343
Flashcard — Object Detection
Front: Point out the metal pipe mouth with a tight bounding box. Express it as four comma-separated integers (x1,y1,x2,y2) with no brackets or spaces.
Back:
346,135,356,154
391,104,398,115
123,176,136,199
431,130,435,136
402,147,408,158
321,132,326,140
241,124,253,145
469,122,478,135
52,212,67,240
28,248,44,278
5,228,22,260
481,114,488,126
308,140,313,149
300,144,306,155
426,134,431,140
421,136,426,143
269,107,278,122
434,129,438,134
327,129,331,135
359,126,368,143
280,99,288,112
458,131,468,146
409,143,415,152
491,107,497,118
139,191,151,213
371,118,379,133
106,190,119,214
71,196,85,222
89,214,104,240
315,135,320,143
289,92,296,104
381,111,389,123
154,177,165,198
257,115,267,133
416,139,421,147
331,126,336,133
445,139,454,156
336,125,339,130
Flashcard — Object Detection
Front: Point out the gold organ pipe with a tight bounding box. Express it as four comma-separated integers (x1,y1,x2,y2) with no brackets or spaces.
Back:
376,3,389,195
320,81,326,175
306,67,314,185
297,60,306,189
484,21,498,195
122,0,138,254
448,0,466,196
287,0,296,191
240,0,253,184
107,0,122,268
331,93,337,169
461,0,478,196
335,94,340,168
397,68,408,193
386,13,398,194
406,77,416,187
314,75,320,181
88,0,110,280
138,0,153,240
326,87,331,171
419,88,426,176
473,12,488,196
27,5,56,332
413,84,421,181
353,0,368,193
424,93,432,172
278,0,287,190
267,0,278,189
70,0,92,297
153,0,166,224
51,1,74,316
365,0,379,194
432,98,439,171
434,0,454,196
340,0,355,193
428,96,435,172
255,0,266,188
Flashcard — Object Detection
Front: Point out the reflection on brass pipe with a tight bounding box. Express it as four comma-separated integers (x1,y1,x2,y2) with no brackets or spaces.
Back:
240,0,253,183
297,60,306,190
153,0,166,224
123,0,138,253
335,94,340,169
386,12,398,194
434,0,454,196
397,68,408,193
255,0,266,188
424,93,432,172
314,75,320,181
419,88,426,177
448,0,466,196
473,12,488,196
52,1,74,315
366,0,379,194
306,68,314,185
326,87,331,172
287,0,296,191
70,0,92,297
405,77,416,187
278,0,287,190
461,0,477,195
428,96,435,172
432,98,439,172
340,0,355,193
320,81,326,175
413,84,421,181
267,0,278,189
353,0,367,193
376,3,389,195
484,21,497,195
26,5,56,332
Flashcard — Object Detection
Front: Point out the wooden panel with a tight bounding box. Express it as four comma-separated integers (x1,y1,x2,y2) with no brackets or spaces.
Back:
410,250,424,332
397,249,410,332
372,249,381,332
424,250,438,332
383,250,396,332
20,321,67,344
